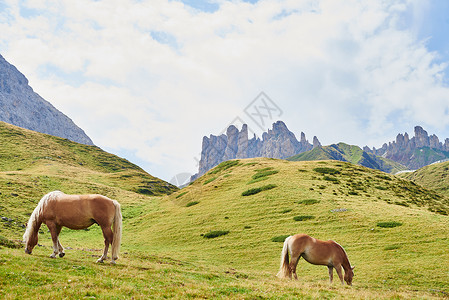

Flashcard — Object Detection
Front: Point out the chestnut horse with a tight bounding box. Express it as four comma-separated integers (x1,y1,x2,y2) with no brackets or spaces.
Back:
277,234,354,285
23,191,122,264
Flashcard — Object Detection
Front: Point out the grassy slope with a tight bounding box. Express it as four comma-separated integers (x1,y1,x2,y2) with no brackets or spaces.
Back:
399,160,449,198
126,158,449,298
288,143,406,174
0,121,177,238
1,123,448,298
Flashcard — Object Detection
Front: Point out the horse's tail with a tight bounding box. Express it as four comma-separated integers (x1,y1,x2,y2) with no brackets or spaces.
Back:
111,200,122,261
276,235,292,278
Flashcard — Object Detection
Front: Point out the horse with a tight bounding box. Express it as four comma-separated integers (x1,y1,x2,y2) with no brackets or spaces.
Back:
23,191,122,264
276,234,354,285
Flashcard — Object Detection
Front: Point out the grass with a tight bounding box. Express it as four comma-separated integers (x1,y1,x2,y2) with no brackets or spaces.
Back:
2,123,449,298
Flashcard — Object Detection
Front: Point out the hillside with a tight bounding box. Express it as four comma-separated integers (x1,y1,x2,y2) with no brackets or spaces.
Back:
124,158,449,296
287,142,406,174
0,121,177,238
1,131,448,298
399,160,449,198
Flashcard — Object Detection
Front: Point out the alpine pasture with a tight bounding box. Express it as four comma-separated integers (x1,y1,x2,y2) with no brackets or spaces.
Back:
0,122,448,299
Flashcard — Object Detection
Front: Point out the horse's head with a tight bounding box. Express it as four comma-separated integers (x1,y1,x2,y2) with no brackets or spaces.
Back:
24,229,38,255
344,266,355,285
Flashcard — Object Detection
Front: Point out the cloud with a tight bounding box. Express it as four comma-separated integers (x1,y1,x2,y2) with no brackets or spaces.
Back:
1,0,449,181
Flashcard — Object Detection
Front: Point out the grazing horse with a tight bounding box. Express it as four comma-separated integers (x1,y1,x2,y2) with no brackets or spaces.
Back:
277,234,354,285
23,191,122,264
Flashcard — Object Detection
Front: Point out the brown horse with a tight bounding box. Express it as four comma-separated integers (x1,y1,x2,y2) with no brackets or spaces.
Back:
277,234,354,285
23,191,122,264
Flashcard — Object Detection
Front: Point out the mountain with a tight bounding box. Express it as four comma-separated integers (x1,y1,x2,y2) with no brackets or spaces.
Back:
288,142,406,173
364,126,449,170
192,120,320,180
0,54,94,145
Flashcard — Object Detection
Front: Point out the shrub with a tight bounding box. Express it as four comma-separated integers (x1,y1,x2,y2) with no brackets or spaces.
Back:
271,235,291,242
203,230,230,239
375,186,387,190
377,221,402,228
252,170,278,180
0,236,21,249
241,184,277,196
209,160,240,174
313,167,340,175
203,177,217,185
293,215,315,221
323,176,339,183
384,244,401,251
297,199,320,205
375,174,392,181
176,191,188,199
186,201,199,207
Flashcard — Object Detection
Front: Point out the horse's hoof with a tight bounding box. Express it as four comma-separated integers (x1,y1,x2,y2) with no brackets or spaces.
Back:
59,252,65,258
96,259,104,263
111,260,116,265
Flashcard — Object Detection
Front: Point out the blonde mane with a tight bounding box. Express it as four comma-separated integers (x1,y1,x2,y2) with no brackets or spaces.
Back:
23,191,64,243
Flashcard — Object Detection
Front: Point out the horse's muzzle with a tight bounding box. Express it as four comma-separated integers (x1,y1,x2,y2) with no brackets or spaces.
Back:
24,248,32,255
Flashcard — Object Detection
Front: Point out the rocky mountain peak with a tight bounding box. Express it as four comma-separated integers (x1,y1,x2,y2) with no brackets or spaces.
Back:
0,54,94,145
365,125,449,169
192,121,317,180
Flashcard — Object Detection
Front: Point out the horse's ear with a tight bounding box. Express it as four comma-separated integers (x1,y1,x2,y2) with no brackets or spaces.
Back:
351,266,355,270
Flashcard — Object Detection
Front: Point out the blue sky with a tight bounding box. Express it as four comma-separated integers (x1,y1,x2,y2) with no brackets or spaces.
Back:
1,0,449,183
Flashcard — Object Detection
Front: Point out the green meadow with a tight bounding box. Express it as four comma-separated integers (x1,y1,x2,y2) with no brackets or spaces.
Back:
1,122,448,299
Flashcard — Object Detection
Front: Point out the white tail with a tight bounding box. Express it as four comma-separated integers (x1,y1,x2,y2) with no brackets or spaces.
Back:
111,200,122,261
276,235,292,278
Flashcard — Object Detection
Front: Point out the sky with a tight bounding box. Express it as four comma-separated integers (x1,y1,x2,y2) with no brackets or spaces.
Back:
1,0,449,185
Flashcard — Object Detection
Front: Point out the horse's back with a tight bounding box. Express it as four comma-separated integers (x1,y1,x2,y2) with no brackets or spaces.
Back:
43,194,116,229
290,234,341,266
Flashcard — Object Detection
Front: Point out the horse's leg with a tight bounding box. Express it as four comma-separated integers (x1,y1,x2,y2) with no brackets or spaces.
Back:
97,225,113,263
334,265,344,285
289,255,300,280
56,225,65,258
328,266,334,284
47,222,60,258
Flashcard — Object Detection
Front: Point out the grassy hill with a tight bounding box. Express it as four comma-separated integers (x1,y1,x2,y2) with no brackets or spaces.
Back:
0,121,177,238
288,143,406,174
1,124,448,298
399,160,449,198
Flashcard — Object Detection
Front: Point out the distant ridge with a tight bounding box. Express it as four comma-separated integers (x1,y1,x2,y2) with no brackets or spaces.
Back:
288,142,406,174
0,54,94,145
364,126,449,170
193,122,449,181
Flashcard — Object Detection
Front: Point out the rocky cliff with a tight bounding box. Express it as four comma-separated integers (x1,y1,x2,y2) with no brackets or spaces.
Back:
0,54,94,145
193,121,319,180
364,126,449,169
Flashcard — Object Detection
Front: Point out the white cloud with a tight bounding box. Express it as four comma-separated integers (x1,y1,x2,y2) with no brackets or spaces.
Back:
1,0,449,181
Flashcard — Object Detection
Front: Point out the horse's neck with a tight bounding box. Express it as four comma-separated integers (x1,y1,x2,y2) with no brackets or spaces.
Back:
335,244,351,270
